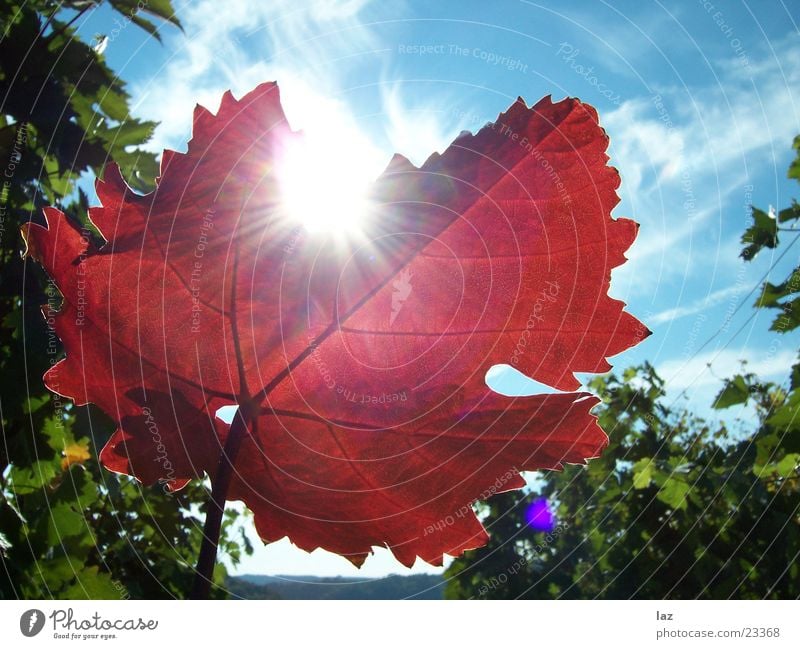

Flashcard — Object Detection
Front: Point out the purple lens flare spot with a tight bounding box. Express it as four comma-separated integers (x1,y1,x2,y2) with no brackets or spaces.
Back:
525,497,555,532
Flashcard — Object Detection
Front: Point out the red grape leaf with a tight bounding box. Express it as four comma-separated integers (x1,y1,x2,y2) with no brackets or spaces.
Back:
24,82,648,567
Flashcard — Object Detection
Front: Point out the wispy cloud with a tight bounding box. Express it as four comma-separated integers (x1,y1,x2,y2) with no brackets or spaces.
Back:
648,283,756,326
125,0,493,198
379,82,475,166
606,36,800,302
130,0,386,157
647,346,793,428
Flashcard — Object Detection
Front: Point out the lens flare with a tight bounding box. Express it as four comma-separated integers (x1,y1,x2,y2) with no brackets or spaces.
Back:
525,497,556,532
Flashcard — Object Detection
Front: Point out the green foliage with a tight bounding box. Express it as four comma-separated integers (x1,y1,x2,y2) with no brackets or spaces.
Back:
713,375,750,409
788,135,800,182
741,138,800,333
741,206,779,261
445,364,800,599
107,0,183,41
0,0,248,599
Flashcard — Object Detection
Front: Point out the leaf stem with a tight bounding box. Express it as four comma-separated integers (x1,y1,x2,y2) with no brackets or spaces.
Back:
190,409,249,599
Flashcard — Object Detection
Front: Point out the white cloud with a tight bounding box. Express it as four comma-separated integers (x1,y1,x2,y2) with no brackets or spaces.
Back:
129,0,386,156
648,283,756,326
606,37,800,302
658,348,795,393
125,0,488,198
379,82,476,167
607,36,800,198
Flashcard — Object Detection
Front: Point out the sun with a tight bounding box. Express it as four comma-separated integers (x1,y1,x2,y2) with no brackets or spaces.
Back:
278,137,372,234
273,82,385,236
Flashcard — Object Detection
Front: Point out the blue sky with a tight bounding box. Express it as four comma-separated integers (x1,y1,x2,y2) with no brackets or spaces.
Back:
74,1,800,577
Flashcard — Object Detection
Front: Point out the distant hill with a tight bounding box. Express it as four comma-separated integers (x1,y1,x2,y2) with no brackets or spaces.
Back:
226,573,446,599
